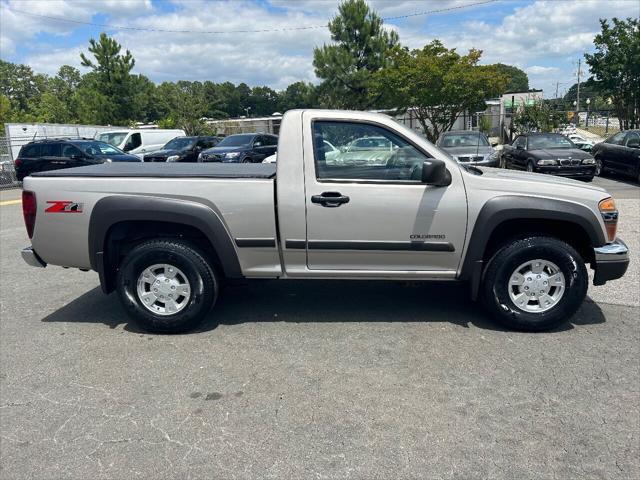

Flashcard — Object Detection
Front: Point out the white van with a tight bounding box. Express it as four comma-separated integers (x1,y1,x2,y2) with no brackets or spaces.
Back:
96,129,185,158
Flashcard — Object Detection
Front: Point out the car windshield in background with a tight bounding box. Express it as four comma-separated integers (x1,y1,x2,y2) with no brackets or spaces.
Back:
163,137,196,150
528,134,574,150
76,141,125,156
348,137,393,151
441,133,489,148
96,132,128,146
217,134,254,147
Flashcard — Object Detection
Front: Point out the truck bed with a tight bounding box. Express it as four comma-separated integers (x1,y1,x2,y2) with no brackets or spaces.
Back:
31,162,277,179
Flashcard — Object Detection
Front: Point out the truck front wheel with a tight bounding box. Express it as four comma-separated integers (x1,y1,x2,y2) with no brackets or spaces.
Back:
116,239,219,333
482,236,588,331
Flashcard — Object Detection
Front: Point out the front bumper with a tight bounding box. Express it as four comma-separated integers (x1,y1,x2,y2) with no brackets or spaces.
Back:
21,247,47,268
536,165,596,178
593,238,629,285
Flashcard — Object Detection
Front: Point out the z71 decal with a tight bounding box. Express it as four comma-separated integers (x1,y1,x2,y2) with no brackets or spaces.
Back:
45,201,84,213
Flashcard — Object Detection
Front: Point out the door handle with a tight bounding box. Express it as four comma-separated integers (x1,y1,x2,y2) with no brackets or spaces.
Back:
311,192,350,207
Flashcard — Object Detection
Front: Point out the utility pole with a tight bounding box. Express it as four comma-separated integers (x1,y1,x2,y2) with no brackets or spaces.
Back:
575,58,582,126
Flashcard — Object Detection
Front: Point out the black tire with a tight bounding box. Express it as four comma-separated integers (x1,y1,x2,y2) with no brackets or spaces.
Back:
594,156,603,177
242,157,252,163
481,236,588,332
116,239,218,333
526,160,536,173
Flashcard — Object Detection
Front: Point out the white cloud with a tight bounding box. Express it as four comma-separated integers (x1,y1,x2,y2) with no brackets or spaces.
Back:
3,0,639,96
526,66,559,75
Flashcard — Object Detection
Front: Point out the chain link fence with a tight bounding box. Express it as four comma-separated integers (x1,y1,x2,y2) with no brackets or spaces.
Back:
0,136,18,189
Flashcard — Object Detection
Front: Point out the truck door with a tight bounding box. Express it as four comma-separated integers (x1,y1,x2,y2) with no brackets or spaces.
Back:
303,118,467,273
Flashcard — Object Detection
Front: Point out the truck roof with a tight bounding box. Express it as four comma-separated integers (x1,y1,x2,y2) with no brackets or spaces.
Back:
31,163,276,179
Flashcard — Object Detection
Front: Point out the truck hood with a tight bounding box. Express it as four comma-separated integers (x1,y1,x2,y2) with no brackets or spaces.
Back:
474,166,606,193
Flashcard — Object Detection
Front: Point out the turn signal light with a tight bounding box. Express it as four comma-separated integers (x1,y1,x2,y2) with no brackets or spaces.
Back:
22,190,37,239
598,197,618,242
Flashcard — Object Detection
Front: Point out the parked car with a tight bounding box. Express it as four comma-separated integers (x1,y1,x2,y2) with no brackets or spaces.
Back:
143,136,221,163
436,130,499,167
591,130,640,182
502,133,597,181
21,109,628,334
96,129,185,158
198,133,277,163
566,134,596,153
15,138,140,181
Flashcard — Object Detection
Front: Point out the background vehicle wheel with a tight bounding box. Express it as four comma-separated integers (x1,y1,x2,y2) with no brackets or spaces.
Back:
481,236,588,331
526,160,535,173
117,239,218,333
594,156,603,176
242,157,252,163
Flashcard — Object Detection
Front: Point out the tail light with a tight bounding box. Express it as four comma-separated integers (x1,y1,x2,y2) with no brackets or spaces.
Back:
22,190,37,239
14,159,22,169
598,197,618,242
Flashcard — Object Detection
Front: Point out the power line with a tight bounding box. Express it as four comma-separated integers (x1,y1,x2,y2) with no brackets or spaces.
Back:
4,0,499,35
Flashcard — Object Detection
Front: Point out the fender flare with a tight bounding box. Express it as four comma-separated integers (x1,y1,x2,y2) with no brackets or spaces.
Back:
461,195,606,299
88,195,243,292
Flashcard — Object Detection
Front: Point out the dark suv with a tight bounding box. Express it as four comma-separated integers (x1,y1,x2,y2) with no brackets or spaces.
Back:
15,139,140,181
198,133,277,163
143,136,221,163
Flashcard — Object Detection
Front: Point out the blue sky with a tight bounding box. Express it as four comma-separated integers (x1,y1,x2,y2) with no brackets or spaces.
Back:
1,0,638,96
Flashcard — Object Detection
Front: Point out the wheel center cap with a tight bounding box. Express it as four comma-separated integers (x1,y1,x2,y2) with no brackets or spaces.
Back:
154,275,179,296
525,273,550,296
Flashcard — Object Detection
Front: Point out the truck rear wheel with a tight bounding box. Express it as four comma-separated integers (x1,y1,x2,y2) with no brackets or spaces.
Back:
481,236,588,331
116,239,218,333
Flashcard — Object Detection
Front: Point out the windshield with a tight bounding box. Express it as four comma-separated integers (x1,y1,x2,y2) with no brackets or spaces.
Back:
163,137,196,150
441,133,489,148
76,141,126,156
96,132,129,147
528,134,574,150
217,134,254,147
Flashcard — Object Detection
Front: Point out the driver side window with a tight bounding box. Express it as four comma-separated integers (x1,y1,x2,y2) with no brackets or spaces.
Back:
124,133,142,151
312,121,430,181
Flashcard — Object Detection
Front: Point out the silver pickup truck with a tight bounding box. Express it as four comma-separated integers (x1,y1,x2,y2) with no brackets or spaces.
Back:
20,110,629,333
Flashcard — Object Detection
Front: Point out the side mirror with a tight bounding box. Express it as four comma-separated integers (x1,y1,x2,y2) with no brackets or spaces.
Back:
516,144,524,150
490,140,499,147
70,154,83,160
194,145,203,151
421,159,451,186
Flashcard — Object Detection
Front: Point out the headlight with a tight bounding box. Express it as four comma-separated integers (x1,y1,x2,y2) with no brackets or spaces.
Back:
225,152,240,159
166,155,180,162
599,197,618,242
537,159,557,166
582,158,596,165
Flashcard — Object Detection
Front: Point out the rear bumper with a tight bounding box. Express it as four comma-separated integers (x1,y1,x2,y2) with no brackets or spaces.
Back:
21,246,47,268
593,238,629,285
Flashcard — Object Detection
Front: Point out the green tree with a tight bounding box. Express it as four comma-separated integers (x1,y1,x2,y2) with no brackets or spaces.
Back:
373,41,507,142
0,60,47,114
278,81,318,111
585,17,640,129
80,32,136,125
313,0,398,109
487,63,529,93
512,101,564,134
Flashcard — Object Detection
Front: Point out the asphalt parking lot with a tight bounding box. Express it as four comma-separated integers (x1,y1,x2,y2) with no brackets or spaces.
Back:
1,176,638,479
